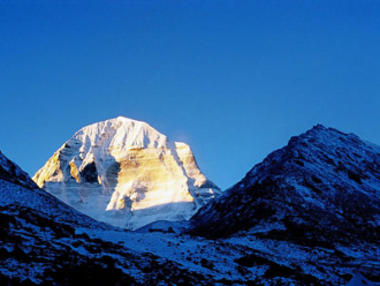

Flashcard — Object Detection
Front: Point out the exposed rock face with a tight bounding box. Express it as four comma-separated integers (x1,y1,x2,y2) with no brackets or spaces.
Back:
33,116,221,229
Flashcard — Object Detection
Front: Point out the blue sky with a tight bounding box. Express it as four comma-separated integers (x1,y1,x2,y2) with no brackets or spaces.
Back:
1,1,379,189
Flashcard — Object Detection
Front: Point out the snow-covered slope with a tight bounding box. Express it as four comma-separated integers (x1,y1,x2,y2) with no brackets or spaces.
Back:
33,116,220,229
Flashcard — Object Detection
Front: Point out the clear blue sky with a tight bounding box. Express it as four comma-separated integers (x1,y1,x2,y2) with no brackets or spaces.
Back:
1,1,379,189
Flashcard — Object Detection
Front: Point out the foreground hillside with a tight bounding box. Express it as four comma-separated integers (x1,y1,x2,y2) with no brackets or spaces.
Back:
0,150,208,285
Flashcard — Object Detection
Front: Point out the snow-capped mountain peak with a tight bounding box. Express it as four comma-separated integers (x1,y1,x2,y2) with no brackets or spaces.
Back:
73,116,168,154
33,116,221,229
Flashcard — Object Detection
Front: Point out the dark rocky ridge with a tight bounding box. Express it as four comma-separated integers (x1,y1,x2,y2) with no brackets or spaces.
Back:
0,150,37,189
189,125,380,245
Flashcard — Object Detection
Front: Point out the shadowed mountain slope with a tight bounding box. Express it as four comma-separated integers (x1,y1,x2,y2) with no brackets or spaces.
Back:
189,124,380,244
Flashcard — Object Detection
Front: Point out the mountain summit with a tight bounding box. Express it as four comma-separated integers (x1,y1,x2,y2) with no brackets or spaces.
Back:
33,116,220,229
